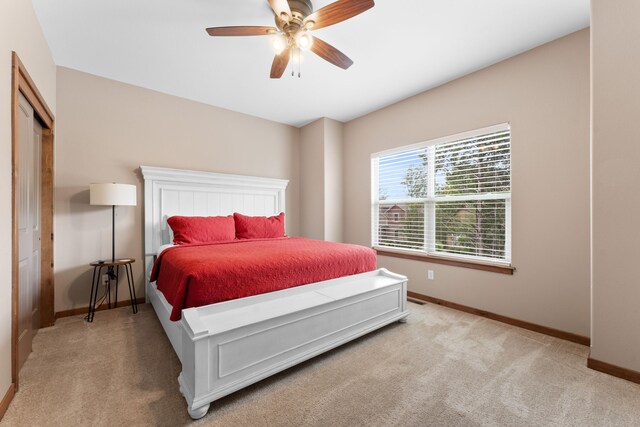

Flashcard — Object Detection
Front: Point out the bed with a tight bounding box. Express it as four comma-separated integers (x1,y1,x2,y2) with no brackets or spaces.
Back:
141,166,408,419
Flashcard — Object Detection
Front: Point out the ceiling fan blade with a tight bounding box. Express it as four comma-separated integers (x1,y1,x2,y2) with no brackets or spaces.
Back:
268,0,292,21
206,26,277,37
310,37,353,69
270,48,291,79
304,0,374,30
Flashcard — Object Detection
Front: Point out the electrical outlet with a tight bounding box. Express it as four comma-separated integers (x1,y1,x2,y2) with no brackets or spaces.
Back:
427,270,434,280
101,274,109,286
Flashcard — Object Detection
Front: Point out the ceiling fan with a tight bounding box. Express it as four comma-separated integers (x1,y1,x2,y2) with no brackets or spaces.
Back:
206,0,375,78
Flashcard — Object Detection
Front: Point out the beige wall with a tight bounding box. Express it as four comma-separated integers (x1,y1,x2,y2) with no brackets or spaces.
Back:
299,118,344,242
55,67,300,312
324,118,343,243
300,119,325,240
591,0,640,371
0,0,56,399
343,29,591,336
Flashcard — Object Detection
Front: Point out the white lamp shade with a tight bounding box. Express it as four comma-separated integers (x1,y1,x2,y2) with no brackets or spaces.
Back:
90,183,137,206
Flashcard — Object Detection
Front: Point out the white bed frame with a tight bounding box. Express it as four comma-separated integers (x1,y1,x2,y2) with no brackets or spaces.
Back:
141,166,408,419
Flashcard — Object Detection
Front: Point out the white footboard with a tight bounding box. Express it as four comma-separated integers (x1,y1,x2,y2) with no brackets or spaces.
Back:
150,268,408,419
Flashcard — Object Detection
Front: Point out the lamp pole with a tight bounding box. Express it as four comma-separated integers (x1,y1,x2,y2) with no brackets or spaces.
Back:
109,204,116,280
112,204,115,263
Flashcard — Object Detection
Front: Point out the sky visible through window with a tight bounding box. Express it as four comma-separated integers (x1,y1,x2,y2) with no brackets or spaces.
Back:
378,151,446,200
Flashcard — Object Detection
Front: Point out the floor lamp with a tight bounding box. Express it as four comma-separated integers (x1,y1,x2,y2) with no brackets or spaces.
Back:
90,183,137,268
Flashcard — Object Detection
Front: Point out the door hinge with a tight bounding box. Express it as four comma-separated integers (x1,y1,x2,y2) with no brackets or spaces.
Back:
51,232,54,240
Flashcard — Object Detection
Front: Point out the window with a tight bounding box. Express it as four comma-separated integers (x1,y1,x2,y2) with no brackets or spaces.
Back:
371,124,511,265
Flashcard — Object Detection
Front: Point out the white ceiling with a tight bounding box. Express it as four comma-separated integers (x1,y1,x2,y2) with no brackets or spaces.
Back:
32,0,590,127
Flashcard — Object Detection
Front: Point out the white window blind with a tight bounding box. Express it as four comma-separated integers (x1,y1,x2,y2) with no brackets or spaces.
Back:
372,124,511,264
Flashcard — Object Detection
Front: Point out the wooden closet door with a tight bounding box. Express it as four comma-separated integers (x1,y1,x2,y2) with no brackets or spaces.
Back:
17,92,41,370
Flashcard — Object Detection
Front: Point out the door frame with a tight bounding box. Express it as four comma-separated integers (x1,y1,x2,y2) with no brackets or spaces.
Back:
11,52,55,391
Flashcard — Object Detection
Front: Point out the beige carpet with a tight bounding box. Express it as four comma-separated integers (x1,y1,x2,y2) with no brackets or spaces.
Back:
3,302,640,427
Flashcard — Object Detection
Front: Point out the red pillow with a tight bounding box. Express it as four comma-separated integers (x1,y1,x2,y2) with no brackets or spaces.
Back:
234,212,285,239
167,215,235,245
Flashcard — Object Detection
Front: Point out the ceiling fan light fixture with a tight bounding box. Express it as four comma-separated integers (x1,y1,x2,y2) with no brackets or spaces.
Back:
296,32,313,50
279,11,291,22
271,33,288,54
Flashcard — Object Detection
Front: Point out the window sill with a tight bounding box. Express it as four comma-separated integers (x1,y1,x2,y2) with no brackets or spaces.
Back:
374,248,515,275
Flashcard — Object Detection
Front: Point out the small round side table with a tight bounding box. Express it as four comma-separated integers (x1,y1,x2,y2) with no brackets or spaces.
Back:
87,258,137,322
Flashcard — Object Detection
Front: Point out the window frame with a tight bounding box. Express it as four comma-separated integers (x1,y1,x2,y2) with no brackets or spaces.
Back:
371,123,512,268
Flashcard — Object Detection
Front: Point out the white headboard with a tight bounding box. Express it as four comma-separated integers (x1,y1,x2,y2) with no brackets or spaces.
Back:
140,166,289,282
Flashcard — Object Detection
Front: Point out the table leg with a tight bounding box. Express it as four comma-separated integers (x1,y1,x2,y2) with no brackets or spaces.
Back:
114,265,119,308
87,267,97,322
125,263,138,314
107,266,112,309
89,266,103,322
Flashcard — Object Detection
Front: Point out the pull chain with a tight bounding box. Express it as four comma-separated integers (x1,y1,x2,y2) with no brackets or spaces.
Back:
288,48,303,78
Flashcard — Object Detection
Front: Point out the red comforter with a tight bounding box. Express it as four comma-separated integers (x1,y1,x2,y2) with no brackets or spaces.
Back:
150,237,377,321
